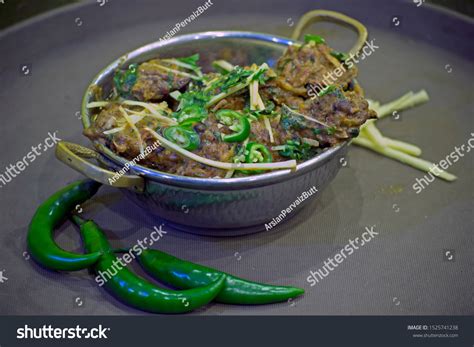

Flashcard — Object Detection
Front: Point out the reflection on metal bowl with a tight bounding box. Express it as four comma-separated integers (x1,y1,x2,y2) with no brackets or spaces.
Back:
57,27,360,236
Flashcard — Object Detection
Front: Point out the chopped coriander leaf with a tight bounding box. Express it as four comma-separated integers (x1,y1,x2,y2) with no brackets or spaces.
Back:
317,85,337,97
330,50,349,62
206,64,269,107
176,88,210,110
313,125,337,136
167,71,175,89
317,85,345,99
113,63,138,98
161,54,203,79
304,34,326,45
250,68,269,84
280,114,307,130
326,126,337,135
176,53,200,67
278,140,315,160
217,67,253,92
265,101,276,112
245,101,277,119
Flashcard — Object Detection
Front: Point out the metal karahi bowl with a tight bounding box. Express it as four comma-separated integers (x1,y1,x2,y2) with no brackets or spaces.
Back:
56,11,367,236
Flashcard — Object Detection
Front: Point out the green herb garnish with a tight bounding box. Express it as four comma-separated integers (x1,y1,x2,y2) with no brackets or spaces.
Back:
215,67,253,92
281,114,307,130
173,87,210,125
326,126,337,135
278,140,314,160
330,50,349,62
317,85,346,99
304,34,326,45
176,53,200,67
313,126,337,136
113,63,138,98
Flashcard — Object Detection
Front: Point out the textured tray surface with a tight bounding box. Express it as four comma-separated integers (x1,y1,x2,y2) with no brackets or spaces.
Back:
0,0,472,315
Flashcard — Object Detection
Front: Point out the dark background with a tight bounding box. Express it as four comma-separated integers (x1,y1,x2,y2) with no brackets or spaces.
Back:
0,0,473,30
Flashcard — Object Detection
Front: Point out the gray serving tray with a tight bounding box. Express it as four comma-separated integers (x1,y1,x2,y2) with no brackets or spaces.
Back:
0,0,472,315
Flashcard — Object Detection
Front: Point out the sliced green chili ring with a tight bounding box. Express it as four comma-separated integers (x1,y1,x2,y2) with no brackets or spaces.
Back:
74,216,226,314
138,249,305,305
177,105,207,127
239,142,273,174
304,34,326,45
245,142,273,164
163,126,200,151
215,109,251,143
27,180,103,271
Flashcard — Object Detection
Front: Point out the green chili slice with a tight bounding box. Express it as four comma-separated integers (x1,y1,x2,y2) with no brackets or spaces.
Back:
163,126,200,151
177,105,207,127
240,142,273,174
215,109,251,143
245,142,273,164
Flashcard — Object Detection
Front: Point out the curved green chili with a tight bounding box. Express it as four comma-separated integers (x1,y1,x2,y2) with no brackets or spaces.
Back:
245,142,273,163
215,109,251,142
75,216,226,314
163,126,200,151
138,249,305,305
27,180,103,271
240,142,273,174
177,105,207,127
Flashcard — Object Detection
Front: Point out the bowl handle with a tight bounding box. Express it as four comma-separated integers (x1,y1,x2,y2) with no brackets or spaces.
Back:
291,10,368,56
55,141,145,193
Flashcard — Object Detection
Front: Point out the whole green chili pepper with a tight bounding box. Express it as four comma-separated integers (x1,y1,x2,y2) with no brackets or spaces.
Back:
27,180,103,271
163,126,200,151
215,109,251,143
75,216,226,314
138,249,305,305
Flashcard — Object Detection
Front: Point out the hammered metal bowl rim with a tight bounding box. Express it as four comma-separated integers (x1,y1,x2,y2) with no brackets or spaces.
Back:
81,31,348,189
